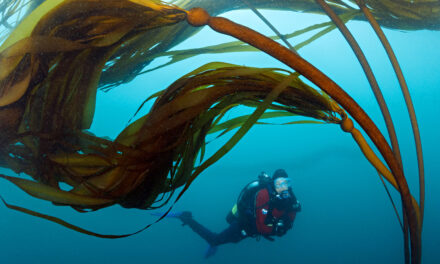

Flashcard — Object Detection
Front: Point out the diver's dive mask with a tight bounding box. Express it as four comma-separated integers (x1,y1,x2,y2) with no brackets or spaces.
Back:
274,177,291,193
273,177,292,204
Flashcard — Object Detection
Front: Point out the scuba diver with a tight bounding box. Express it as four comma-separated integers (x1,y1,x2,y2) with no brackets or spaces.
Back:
170,169,301,258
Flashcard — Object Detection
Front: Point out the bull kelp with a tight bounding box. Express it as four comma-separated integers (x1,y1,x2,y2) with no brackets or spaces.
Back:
0,0,431,263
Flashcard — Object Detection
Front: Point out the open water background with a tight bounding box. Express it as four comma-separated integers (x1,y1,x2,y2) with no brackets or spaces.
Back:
1,6,439,264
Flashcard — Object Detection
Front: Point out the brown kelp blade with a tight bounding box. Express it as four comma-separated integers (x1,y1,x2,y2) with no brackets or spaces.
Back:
115,62,341,203
174,73,298,201
209,111,323,137
0,0,186,122
0,0,188,205
2,62,341,237
0,0,187,211
0,195,167,239
0,174,113,206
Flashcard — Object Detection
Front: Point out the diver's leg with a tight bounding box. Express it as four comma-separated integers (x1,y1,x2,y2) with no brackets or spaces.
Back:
179,213,246,246
179,212,218,245
210,220,246,246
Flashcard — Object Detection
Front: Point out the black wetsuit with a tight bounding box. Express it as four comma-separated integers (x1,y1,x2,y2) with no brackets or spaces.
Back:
180,214,246,246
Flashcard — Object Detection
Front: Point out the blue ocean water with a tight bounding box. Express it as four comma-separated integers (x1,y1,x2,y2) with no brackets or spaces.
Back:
1,7,439,264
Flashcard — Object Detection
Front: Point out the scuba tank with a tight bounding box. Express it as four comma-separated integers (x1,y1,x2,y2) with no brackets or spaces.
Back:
226,172,272,225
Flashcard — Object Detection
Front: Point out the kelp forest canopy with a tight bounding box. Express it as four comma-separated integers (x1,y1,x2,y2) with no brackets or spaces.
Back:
0,0,433,263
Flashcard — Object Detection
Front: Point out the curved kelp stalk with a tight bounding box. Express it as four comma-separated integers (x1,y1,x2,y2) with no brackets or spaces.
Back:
185,7,421,263
314,1,425,261
355,0,425,225
314,0,403,176
0,1,425,263
313,1,411,262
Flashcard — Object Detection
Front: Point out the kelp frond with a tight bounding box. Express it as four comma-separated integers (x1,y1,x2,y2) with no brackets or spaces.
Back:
1,62,341,213
0,62,342,235
0,0,186,134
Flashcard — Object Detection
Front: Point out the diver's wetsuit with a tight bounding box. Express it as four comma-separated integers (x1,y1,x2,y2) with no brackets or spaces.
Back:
179,213,246,246
178,178,301,247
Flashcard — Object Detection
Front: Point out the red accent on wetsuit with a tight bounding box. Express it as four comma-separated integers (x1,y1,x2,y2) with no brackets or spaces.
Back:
255,188,296,235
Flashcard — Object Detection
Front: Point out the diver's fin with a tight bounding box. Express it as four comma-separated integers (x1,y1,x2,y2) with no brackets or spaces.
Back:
150,211,185,218
204,245,218,258
150,211,193,226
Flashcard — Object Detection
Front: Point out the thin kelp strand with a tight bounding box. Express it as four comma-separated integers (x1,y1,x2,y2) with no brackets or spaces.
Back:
0,195,165,239
137,16,356,78
127,90,164,125
315,0,403,175
208,111,298,134
357,1,424,262
314,1,412,261
339,116,416,264
290,12,361,51
240,0,297,53
293,24,332,50
378,171,404,231
356,0,424,225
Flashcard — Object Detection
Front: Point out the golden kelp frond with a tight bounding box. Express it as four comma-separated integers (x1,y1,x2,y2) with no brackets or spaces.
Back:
0,0,186,136
0,0,186,206
2,63,341,213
